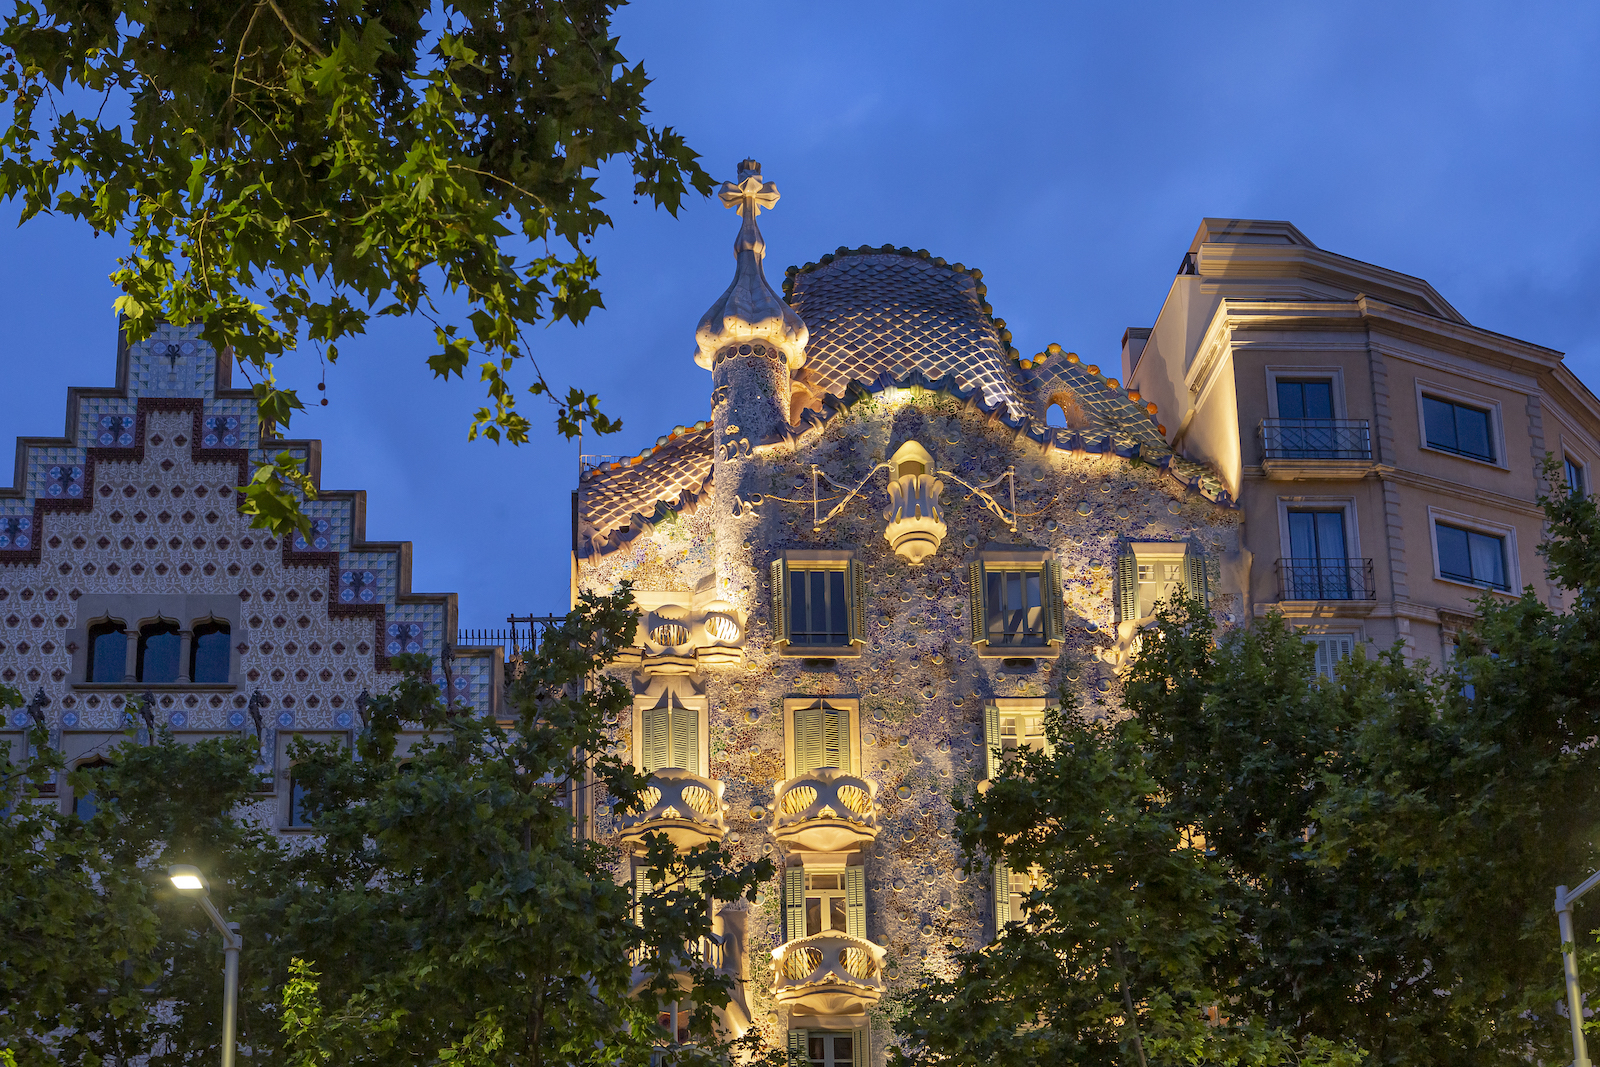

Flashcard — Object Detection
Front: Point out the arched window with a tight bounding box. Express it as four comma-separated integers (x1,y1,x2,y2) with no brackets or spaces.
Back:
191,620,230,683
74,757,114,821
87,620,127,682
137,620,181,683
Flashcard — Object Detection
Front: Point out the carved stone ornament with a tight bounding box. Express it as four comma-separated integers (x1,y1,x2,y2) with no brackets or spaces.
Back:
882,440,947,565
617,585,748,674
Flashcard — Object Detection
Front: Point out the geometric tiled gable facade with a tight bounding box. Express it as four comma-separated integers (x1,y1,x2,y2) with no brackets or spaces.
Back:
0,324,497,748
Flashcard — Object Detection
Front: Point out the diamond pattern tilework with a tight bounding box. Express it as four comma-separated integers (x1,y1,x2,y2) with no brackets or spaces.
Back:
789,254,1026,420
577,422,714,549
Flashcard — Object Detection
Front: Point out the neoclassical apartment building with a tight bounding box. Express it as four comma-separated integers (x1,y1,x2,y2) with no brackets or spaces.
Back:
1123,218,1600,665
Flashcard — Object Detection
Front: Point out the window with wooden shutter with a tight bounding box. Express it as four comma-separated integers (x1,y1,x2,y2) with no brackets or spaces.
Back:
845,865,866,938
849,560,867,645
635,864,655,926
1116,551,1137,624
1043,558,1065,643
641,704,670,773
993,859,1011,929
788,1029,808,1065
823,703,849,772
669,702,698,773
1185,552,1208,605
967,561,986,644
771,559,790,645
640,697,699,774
785,865,807,942
789,700,852,775
983,703,1001,780
1305,633,1355,678
792,703,824,775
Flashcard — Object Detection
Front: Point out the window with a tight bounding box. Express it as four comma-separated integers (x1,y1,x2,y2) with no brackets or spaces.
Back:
983,700,1052,779
1422,395,1495,462
287,769,315,827
967,556,1064,650
993,860,1045,930
87,621,127,682
1435,522,1509,591
783,864,865,941
1303,633,1355,678
1115,544,1204,623
639,695,699,774
770,557,866,652
634,864,706,926
136,620,181,683
191,620,231,683
1284,510,1351,600
73,757,114,821
1276,379,1334,420
788,1030,863,1067
1567,457,1586,499
788,699,854,776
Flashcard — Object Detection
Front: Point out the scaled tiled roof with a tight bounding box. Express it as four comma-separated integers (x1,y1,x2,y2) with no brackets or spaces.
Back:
786,249,1027,420
576,421,714,556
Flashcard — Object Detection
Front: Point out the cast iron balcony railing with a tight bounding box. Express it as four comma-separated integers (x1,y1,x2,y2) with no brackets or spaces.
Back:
1276,558,1376,601
772,768,879,852
618,769,728,849
1260,419,1372,460
771,932,887,1016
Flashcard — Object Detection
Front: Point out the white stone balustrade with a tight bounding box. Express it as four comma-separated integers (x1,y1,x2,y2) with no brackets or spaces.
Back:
772,768,878,852
770,932,887,1015
618,768,728,849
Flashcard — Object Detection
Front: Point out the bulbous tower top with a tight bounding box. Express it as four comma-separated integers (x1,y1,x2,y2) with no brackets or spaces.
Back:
693,159,809,371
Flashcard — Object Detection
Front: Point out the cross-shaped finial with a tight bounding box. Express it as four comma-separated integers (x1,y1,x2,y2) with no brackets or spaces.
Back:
718,159,779,220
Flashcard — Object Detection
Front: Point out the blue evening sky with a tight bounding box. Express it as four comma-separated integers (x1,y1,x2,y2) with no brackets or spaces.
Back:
2,2,1597,628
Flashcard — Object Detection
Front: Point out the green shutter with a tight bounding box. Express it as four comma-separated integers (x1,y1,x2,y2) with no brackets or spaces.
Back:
686,871,705,919
1044,559,1065,643
845,865,866,938
771,559,790,645
967,561,986,644
793,703,825,775
983,703,1001,780
669,701,698,773
852,1027,866,1067
993,860,1011,930
635,864,655,926
1116,551,1137,624
1041,708,1057,757
822,703,849,772
849,559,868,644
1185,551,1208,605
785,865,807,942
642,704,670,773
788,1028,808,1066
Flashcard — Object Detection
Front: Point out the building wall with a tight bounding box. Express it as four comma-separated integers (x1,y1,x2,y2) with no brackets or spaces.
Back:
0,326,498,827
577,386,1242,1063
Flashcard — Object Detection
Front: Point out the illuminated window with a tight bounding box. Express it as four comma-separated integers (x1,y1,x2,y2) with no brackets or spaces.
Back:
1116,543,1205,623
639,695,700,774
783,864,865,941
967,553,1064,651
983,700,1052,779
771,556,866,652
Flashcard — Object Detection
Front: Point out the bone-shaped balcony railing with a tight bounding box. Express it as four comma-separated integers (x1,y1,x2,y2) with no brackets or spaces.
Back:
772,768,878,851
629,932,727,975
771,932,887,1014
618,769,727,848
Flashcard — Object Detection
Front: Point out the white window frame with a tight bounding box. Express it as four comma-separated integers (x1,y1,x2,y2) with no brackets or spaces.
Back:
1299,631,1361,678
1426,506,1519,594
1264,365,1348,420
1414,379,1508,470
782,696,860,778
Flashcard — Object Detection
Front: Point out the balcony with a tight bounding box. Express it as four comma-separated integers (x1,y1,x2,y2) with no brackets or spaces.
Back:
1259,419,1373,479
629,932,728,990
771,932,887,1016
772,769,878,852
1276,558,1375,602
618,769,728,849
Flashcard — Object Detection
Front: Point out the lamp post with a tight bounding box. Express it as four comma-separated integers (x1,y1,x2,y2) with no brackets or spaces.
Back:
1555,870,1600,1067
168,864,243,1067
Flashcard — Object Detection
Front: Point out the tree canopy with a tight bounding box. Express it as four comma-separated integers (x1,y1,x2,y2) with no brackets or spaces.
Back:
0,0,710,533
1,589,774,1067
895,463,1600,1067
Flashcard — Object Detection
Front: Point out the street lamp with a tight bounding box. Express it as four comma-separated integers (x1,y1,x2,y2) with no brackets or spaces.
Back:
168,864,243,1067
1555,871,1600,1067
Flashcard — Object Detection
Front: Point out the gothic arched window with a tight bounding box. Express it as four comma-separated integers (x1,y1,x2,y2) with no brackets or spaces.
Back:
86,620,127,682
136,620,181,683
190,620,230,683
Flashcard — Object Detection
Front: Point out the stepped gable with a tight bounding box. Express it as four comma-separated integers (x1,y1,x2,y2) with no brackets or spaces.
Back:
0,324,498,720
576,421,714,558
784,247,1026,421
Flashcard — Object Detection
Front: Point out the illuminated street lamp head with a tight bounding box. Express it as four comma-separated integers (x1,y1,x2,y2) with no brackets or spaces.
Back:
168,864,208,892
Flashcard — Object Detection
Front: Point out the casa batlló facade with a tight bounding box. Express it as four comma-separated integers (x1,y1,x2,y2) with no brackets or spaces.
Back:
573,162,1242,1066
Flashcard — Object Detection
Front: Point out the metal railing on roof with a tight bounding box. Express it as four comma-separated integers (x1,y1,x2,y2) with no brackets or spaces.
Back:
457,616,565,659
